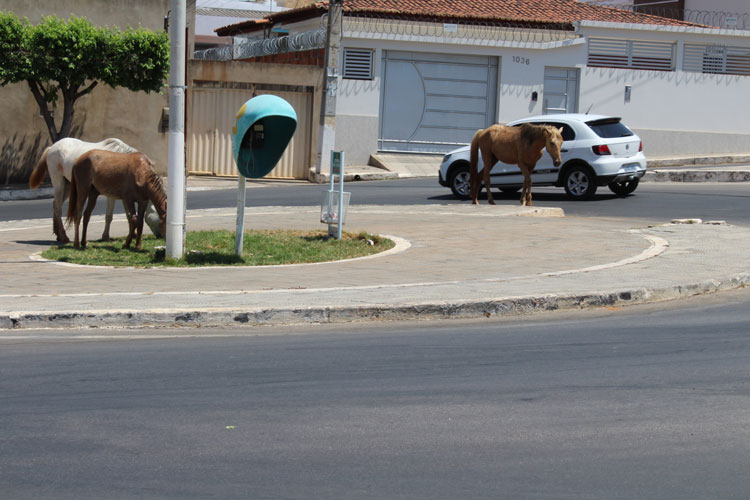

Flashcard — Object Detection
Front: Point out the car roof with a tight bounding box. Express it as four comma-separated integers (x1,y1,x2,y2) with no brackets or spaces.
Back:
508,113,616,125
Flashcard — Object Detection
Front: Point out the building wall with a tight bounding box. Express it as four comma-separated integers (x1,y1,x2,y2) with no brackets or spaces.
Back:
335,21,750,161
684,0,749,15
0,0,174,183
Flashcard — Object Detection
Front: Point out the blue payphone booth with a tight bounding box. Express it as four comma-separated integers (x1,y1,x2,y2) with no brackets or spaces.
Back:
231,95,297,254
231,94,297,178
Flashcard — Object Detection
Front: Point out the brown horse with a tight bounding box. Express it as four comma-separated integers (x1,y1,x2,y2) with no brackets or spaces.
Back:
65,150,167,250
469,123,564,206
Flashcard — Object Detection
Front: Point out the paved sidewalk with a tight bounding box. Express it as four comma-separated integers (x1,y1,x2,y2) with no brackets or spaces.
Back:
1,203,749,330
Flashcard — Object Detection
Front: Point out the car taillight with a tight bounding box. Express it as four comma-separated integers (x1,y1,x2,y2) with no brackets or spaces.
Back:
592,144,612,155
639,141,643,152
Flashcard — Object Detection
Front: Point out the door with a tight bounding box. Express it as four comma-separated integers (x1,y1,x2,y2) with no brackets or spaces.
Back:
379,51,498,153
543,67,579,115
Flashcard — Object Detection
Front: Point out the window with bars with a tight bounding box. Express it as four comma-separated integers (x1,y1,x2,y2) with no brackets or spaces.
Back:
342,48,374,80
683,43,750,76
587,38,675,71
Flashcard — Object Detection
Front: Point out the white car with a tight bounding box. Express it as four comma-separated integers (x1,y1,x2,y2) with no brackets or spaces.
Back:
438,114,647,200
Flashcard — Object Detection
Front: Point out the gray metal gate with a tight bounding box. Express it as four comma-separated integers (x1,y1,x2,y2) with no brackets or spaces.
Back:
379,51,498,153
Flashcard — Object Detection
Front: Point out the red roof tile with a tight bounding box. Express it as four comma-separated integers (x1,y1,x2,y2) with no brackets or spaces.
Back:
215,0,698,36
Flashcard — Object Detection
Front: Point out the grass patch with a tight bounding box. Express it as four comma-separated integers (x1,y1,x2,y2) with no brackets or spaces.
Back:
41,230,395,268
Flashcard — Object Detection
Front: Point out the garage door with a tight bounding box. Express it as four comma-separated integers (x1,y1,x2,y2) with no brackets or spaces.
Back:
189,83,312,179
379,51,498,153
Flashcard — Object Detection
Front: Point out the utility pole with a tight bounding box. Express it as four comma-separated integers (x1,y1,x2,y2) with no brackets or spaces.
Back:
167,0,186,259
316,0,342,175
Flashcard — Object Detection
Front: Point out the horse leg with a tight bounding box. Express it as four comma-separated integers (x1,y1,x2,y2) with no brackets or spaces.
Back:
81,190,99,250
123,200,137,248
135,202,147,251
520,166,532,206
478,150,495,205
52,180,70,244
101,197,116,241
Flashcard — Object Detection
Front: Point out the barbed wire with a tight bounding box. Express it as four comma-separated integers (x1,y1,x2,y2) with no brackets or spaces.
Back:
599,4,750,30
193,4,749,61
194,27,326,60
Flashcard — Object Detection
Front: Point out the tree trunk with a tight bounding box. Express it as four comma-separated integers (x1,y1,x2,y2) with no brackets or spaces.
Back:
27,79,98,143
27,80,60,143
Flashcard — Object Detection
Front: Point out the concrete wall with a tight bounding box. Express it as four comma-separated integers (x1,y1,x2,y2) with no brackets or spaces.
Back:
0,0,174,183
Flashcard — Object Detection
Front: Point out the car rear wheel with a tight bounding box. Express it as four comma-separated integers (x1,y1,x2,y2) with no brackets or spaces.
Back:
449,164,471,200
608,178,639,196
564,165,597,200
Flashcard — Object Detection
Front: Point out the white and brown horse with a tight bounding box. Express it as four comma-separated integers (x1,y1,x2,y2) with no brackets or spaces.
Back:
28,137,160,243
65,150,167,250
469,124,564,206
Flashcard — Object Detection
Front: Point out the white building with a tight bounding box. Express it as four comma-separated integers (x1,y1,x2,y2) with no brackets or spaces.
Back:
215,0,750,170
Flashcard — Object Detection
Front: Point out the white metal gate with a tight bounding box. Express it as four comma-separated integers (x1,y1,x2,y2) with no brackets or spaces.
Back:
379,51,498,153
189,83,312,179
543,67,579,115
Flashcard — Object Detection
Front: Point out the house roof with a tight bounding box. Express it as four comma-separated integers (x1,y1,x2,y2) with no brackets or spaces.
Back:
215,0,699,36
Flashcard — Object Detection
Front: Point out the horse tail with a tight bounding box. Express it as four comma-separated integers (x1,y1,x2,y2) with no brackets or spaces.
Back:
28,147,51,189
469,129,482,201
65,168,79,228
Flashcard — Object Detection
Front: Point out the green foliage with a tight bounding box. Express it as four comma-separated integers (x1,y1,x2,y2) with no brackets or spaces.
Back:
0,11,29,84
0,11,169,140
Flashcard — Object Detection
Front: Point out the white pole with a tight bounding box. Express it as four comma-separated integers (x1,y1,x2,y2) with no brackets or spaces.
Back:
337,151,344,240
235,175,246,255
166,0,186,259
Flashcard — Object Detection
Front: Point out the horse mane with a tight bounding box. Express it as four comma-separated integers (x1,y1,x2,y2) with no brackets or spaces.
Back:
519,123,547,148
141,162,167,215
102,138,138,154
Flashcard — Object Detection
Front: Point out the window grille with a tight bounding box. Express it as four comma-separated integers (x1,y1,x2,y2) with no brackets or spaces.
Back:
683,43,750,76
343,48,374,80
588,38,675,71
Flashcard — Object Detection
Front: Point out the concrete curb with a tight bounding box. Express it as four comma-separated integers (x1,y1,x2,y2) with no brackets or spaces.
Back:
647,155,750,168
643,170,750,182
2,273,748,331
0,186,53,201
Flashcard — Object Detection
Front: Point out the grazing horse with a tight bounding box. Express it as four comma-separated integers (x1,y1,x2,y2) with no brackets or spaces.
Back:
469,123,564,207
28,137,160,244
65,150,167,250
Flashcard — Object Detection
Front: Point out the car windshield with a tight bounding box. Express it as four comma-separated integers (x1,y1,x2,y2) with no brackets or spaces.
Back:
586,118,634,138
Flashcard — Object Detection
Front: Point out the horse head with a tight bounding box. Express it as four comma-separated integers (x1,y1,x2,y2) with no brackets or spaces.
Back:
544,126,564,167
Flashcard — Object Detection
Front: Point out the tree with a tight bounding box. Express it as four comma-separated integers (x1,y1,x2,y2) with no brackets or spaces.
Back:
0,12,169,143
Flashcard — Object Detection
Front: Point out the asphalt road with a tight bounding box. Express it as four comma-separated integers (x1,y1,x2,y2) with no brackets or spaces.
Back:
2,289,750,499
4,178,750,226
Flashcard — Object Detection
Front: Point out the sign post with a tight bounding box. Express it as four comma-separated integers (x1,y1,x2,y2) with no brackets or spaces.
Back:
231,95,297,256
320,151,349,240
235,175,246,255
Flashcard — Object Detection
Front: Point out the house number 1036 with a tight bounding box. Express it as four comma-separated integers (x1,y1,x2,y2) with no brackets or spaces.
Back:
513,56,530,65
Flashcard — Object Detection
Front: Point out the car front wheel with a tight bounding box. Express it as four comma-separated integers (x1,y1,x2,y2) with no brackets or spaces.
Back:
608,178,639,196
564,165,597,200
449,164,471,200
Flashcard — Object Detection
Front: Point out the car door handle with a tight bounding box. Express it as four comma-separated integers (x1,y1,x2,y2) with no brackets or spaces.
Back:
560,149,569,153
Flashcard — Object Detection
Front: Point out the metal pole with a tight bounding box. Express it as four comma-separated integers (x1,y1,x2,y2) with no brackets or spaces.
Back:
235,175,246,255
166,0,186,259
337,151,344,240
327,150,336,237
